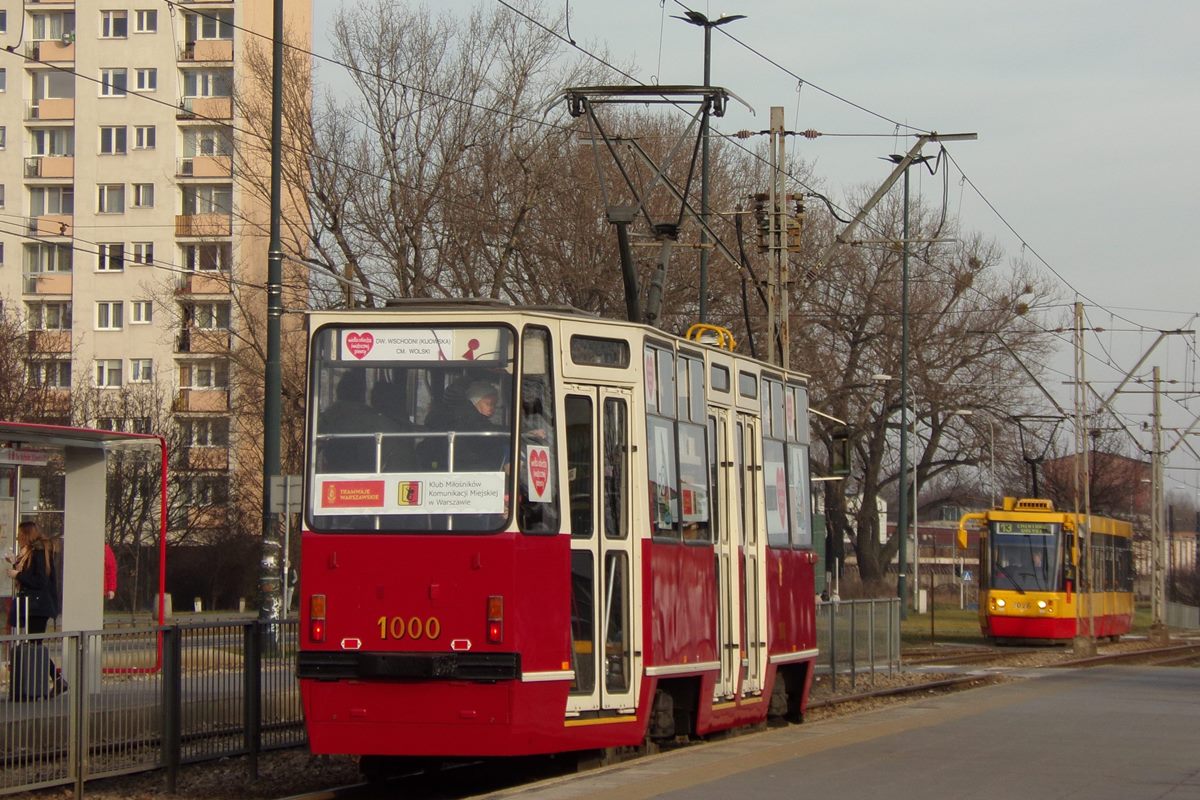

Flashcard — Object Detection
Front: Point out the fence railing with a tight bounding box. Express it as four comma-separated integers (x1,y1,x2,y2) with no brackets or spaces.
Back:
1166,601,1200,630
813,597,901,694
0,620,304,798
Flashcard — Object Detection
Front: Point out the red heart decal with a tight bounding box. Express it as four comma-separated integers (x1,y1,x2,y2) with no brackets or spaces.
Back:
345,332,374,359
529,448,549,497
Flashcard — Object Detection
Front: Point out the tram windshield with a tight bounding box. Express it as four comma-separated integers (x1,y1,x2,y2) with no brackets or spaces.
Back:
306,324,517,533
989,522,1062,593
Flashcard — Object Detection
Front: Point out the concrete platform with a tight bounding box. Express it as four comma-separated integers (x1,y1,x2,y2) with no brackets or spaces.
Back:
483,666,1200,800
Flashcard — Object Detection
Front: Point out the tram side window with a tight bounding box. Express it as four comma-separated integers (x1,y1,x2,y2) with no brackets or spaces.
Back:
603,398,628,540
786,443,812,547
647,414,679,540
519,326,560,534
763,439,789,547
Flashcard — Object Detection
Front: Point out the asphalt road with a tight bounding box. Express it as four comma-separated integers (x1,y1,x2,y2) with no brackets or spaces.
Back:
487,666,1200,800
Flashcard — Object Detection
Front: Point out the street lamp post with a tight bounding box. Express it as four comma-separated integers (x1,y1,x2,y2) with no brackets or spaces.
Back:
676,11,745,322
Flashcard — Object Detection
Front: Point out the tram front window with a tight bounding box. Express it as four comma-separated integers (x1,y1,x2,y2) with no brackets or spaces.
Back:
307,325,516,533
990,523,1062,593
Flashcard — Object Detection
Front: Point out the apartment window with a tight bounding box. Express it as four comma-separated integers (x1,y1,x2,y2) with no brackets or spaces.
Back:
98,184,124,213
0,243,4,265
26,301,72,331
185,127,232,157
182,417,228,447
97,243,124,271
131,300,152,323
29,360,71,388
132,183,154,208
96,301,124,330
181,185,231,215
0,69,6,93
0,185,5,208
182,243,231,272
189,301,230,329
0,11,7,33
32,13,75,41
186,10,233,41
131,242,154,265
130,358,153,382
100,68,127,97
95,359,123,387
134,10,156,33
29,187,74,216
183,69,232,98
133,125,155,149
181,475,229,507
100,10,128,38
134,68,157,92
24,243,72,273
35,71,74,100
31,128,74,157
186,359,228,389
0,127,6,149
99,125,127,154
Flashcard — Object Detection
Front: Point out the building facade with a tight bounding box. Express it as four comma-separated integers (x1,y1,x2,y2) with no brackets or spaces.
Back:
0,0,311,543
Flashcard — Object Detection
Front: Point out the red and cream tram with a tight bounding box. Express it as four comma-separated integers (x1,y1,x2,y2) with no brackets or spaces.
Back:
297,301,818,767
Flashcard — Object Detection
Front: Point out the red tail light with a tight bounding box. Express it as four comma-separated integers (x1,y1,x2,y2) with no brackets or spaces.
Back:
486,595,503,644
309,594,327,643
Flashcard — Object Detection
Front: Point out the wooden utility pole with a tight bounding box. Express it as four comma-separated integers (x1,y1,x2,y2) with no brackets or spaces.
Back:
1072,301,1095,656
1150,367,1169,643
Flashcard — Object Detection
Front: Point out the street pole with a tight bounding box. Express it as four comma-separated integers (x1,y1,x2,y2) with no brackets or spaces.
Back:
677,11,744,323
988,418,996,507
896,163,911,619
258,0,285,624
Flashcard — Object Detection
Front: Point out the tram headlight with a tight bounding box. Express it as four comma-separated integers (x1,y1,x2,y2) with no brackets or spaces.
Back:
995,598,1006,609
1037,600,1048,609
487,595,504,644
309,594,327,643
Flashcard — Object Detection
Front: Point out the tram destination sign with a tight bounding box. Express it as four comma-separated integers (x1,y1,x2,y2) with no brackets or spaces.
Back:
993,521,1058,535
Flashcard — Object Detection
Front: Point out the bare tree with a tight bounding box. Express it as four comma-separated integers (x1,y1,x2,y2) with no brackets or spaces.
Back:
796,189,1059,583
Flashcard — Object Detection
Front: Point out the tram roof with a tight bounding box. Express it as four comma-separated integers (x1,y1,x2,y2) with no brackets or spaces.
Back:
0,420,163,451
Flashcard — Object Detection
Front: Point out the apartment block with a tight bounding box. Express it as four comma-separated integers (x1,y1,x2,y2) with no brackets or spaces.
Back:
0,0,312,533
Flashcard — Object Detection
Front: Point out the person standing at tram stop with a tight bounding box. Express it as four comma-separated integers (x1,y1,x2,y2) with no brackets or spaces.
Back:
5,520,67,695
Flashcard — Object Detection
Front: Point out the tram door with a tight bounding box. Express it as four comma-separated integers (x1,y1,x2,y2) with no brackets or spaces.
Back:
737,414,764,695
712,410,741,700
565,386,637,714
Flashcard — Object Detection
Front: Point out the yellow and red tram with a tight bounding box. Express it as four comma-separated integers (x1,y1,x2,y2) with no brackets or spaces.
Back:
957,497,1133,642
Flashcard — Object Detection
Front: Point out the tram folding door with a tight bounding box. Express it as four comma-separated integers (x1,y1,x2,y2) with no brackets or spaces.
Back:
565,385,638,714
711,407,741,701
737,413,765,695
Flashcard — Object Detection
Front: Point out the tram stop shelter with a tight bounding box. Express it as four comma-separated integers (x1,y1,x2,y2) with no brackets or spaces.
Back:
0,421,167,635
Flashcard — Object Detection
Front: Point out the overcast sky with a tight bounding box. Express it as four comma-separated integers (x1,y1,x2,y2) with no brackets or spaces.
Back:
313,1,1200,492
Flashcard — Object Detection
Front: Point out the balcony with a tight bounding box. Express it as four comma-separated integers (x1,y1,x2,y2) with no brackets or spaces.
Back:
181,446,229,471
178,97,232,121
27,330,72,353
27,215,73,237
179,40,234,62
175,213,231,237
26,99,75,121
173,388,230,413
24,156,74,179
23,272,72,295
177,155,233,178
176,272,231,295
176,327,232,353
26,41,75,63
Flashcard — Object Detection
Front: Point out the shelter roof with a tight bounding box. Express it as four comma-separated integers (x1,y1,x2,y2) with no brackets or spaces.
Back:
0,421,162,452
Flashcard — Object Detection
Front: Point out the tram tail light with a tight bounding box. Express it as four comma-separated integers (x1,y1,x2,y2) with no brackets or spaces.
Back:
487,595,503,644
309,594,327,643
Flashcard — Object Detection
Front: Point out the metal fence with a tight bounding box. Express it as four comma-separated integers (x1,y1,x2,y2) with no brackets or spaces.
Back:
813,597,901,693
0,620,304,798
1167,601,1200,630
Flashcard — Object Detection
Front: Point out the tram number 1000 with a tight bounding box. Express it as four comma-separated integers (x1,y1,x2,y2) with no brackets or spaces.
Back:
377,615,442,641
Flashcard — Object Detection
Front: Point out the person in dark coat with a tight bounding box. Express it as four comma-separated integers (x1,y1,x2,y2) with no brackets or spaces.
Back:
5,520,66,695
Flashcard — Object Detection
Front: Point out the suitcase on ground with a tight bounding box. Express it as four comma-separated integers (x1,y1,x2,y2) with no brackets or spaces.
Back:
9,641,52,700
